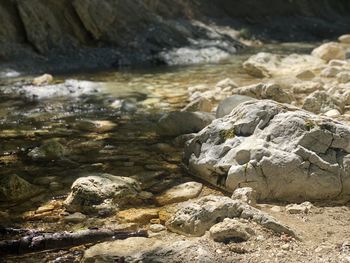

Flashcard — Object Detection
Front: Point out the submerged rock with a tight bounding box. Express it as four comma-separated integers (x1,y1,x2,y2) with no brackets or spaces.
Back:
184,100,350,203
28,139,67,160
155,182,203,206
157,111,215,137
64,173,141,214
182,97,213,112
0,174,43,202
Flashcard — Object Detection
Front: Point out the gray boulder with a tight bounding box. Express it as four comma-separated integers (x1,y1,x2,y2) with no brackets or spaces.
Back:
64,173,141,214
166,195,295,237
184,100,350,203
216,95,255,118
157,111,215,137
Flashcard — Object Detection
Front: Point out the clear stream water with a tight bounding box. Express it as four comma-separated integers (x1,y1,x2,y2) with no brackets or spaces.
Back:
0,42,316,262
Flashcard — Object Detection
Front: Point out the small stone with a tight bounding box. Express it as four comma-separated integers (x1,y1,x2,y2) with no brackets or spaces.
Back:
216,78,238,92
150,218,161,224
155,182,203,206
182,97,213,112
49,182,63,191
139,191,153,200
149,224,166,233
286,201,313,214
209,218,253,242
256,235,265,241
117,208,159,224
32,74,53,86
337,71,350,83
63,212,87,223
324,109,341,117
75,120,117,133
270,206,282,213
231,187,257,206
281,244,290,251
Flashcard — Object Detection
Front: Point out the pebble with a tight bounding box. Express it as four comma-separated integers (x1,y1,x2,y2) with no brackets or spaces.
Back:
63,212,87,223
281,244,290,251
149,224,166,233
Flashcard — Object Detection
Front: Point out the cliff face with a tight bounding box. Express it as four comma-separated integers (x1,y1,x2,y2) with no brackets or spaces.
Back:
1,0,350,73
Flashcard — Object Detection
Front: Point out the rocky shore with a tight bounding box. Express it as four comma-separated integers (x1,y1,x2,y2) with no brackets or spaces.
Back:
1,36,350,262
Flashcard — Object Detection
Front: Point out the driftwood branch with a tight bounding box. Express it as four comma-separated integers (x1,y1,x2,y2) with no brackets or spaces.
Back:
0,229,148,256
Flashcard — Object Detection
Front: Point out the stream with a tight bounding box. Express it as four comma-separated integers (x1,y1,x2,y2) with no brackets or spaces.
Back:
0,42,316,262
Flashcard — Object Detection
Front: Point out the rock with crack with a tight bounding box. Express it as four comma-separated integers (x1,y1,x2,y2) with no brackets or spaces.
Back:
184,100,350,203
231,187,257,206
64,173,141,214
302,90,344,114
166,195,296,237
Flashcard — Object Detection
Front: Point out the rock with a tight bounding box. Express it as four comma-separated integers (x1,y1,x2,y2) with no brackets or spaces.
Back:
149,224,166,233
216,95,256,118
286,201,313,214
173,133,196,148
337,71,350,83
339,34,350,44
10,79,101,100
320,66,342,77
28,139,67,160
296,70,315,80
231,187,257,206
83,237,215,263
117,208,159,224
64,173,141,214
302,90,344,114
328,59,348,67
209,218,253,242
63,212,87,223
0,174,44,202
157,111,215,137
182,97,213,112
270,206,282,213
166,195,296,237
32,74,53,86
74,120,117,132
324,109,341,117
243,52,274,77
292,81,323,94
312,42,346,62
243,52,324,78
184,100,350,203
155,182,203,206
233,83,293,104
215,78,238,92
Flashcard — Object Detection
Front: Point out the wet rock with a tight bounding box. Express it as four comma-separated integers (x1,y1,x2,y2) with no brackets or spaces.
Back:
231,187,257,206
74,120,117,132
233,83,293,104
117,208,159,224
184,100,350,203
209,218,253,242
286,201,313,214
155,182,203,206
32,73,53,86
339,34,350,44
63,212,87,223
5,79,101,100
149,224,166,233
166,195,295,237
0,174,44,202
173,133,197,148
28,139,67,160
216,95,256,118
157,111,215,137
296,70,315,80
302,90,344,114
182,97,213,112
312,42,346,62
64,173,141,214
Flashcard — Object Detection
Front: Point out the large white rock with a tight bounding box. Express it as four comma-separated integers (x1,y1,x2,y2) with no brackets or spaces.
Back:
312,42,346,62
184,100,350,203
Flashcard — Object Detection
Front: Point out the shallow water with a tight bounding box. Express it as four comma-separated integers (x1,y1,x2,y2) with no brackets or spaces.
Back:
0,42,317,261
